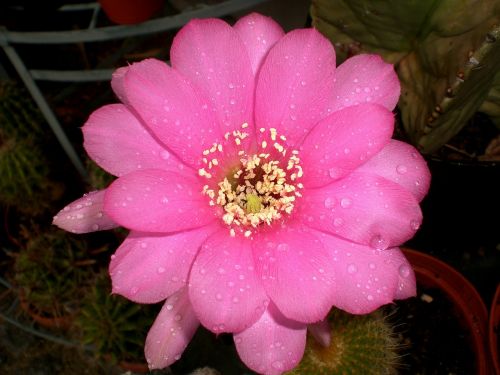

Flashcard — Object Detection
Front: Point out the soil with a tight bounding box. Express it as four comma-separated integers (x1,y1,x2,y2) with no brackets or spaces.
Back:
386,287,476,375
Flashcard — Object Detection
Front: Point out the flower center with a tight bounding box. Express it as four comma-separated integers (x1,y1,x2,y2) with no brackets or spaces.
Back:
199,124,303,237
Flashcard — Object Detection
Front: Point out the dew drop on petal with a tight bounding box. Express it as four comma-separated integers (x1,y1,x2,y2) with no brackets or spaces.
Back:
399,264,411,278
396,165,408,174
166,304,173,310
340,198,352,208
410,220,420,231
277,243,289,252
347,264,357,274
369,234,389,250
157,267,165,274
324,197,335,209
160,150,170,160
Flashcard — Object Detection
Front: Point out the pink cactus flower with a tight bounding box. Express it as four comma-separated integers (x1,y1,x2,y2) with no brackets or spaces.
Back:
53,13,430,375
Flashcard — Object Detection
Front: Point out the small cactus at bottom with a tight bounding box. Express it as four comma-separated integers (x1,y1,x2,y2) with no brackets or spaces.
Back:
287,308,400,375
75,270,159,365
0,133,62,214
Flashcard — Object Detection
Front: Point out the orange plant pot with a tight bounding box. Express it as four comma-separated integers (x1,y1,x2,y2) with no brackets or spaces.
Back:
402,248,490,375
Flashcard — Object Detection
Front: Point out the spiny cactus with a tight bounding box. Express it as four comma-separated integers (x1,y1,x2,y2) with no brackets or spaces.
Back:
287,308,400,375
0,133,60,214
311,0,500,154
0,80,44,139
0,80,63,213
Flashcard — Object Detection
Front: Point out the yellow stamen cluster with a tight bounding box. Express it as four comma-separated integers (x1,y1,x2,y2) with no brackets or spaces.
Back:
199,124,303,237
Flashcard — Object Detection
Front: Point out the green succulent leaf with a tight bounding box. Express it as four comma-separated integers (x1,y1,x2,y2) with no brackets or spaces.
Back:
311,0,500,153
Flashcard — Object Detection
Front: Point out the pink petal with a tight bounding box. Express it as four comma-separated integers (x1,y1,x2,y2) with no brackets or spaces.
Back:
234,13,285,75
255,28,336,146
111,66,129,104
103,169,214,233
300,103,394,187
252,225,336,323
357,140,431,202
189,230,269,333
123,58,222,168
109,226,215,303
315,230,416,313
170,18,254,133
145,287,200,370
394,252,416,300
53,190,118,233
83,104,184,177
300,171,422,249
234,303,306,375
328,54,400,113
308,319,331,347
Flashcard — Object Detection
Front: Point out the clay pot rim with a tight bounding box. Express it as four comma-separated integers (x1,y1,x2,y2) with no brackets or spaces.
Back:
402,247,489,375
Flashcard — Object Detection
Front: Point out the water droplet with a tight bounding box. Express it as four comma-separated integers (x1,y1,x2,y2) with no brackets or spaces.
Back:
215,293,223,301
174,314,182,321
277,243,289,252
328,167,340,179
347,264,357,274
272,361,284,370
369,234,389,250
340,198,352,208
235,337,242,344
324,197,335,209
333,217,344,227
369,263,376,270
367,294,374,301
130,287,139,295
91,224,99,230
399,264,411,278
232,296,239,303
160,150,170,160
166,304,173,310
396,165,408,174
410,220,420,230
300,81,306,86
199,268,206,275
161,196,169,204
157,267,165,274
343,148,350,154
174,354,181,360
140,242,147,249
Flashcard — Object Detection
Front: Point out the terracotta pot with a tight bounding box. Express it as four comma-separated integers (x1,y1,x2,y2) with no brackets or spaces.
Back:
98,0,164,25
490,284,500,375
119,360,149,374
402,248,490,375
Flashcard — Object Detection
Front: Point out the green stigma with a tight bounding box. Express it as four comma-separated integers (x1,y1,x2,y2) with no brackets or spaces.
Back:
246,194,262,214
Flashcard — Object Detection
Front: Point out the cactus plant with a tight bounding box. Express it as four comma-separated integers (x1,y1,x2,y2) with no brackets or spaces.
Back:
75,270,158,365
310,0,500,154
287,308,400,375
0,80,63,214
13,228,96,324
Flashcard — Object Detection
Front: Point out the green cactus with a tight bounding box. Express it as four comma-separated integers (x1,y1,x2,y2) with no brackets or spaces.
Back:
287,308,400,375
13,229,95,321
0,80,44,139
75,270,158,364
311,0,500,154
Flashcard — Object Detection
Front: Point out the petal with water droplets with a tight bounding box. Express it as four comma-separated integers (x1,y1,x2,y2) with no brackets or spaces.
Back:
255,28,336,146
357,140,431,202
189,230,269,333
315,230,416,313
252,225,336,323
53,190,118,233
328,54,400,113
104,169,214,233
300,103,394,188
300,171,422,248
171,18,255,134
234,303,306,375
83,104,184,177
123,58,222,168
234,13,285,75
145,287,200,370
110,226,215,303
